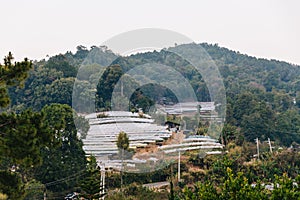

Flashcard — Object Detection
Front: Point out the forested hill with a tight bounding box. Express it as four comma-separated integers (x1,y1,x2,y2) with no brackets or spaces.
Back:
197,43,300,93
7,43,300,145
112,42,300,95
3,43,300,199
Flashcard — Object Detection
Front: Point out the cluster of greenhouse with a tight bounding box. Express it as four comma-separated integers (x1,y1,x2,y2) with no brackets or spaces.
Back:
158,135,223,154
82,107,223,170
83,111,172,156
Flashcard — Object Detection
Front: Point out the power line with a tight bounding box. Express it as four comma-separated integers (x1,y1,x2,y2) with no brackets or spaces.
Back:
33,165,87,176
45,169,87,187
25,170,85,189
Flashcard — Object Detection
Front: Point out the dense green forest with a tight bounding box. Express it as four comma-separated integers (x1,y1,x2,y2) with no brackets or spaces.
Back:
1,43,300,199
7,43,300,145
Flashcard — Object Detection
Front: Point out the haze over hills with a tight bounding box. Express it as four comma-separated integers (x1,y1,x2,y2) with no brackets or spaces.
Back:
5,42,300,147
2,42,300,199
1,0,299,198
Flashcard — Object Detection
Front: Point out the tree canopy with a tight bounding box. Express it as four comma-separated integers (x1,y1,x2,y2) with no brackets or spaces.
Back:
0,52,32,107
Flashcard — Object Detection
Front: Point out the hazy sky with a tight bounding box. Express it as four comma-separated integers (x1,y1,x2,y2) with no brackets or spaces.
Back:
1,0,299,65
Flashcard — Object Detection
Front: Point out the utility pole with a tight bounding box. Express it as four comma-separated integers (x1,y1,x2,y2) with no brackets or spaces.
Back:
178,150,181,182
256,138,260,160
99,163,106,200
121,148,124,192
268,138,273,153
43,188,46,200
121,79,124,97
